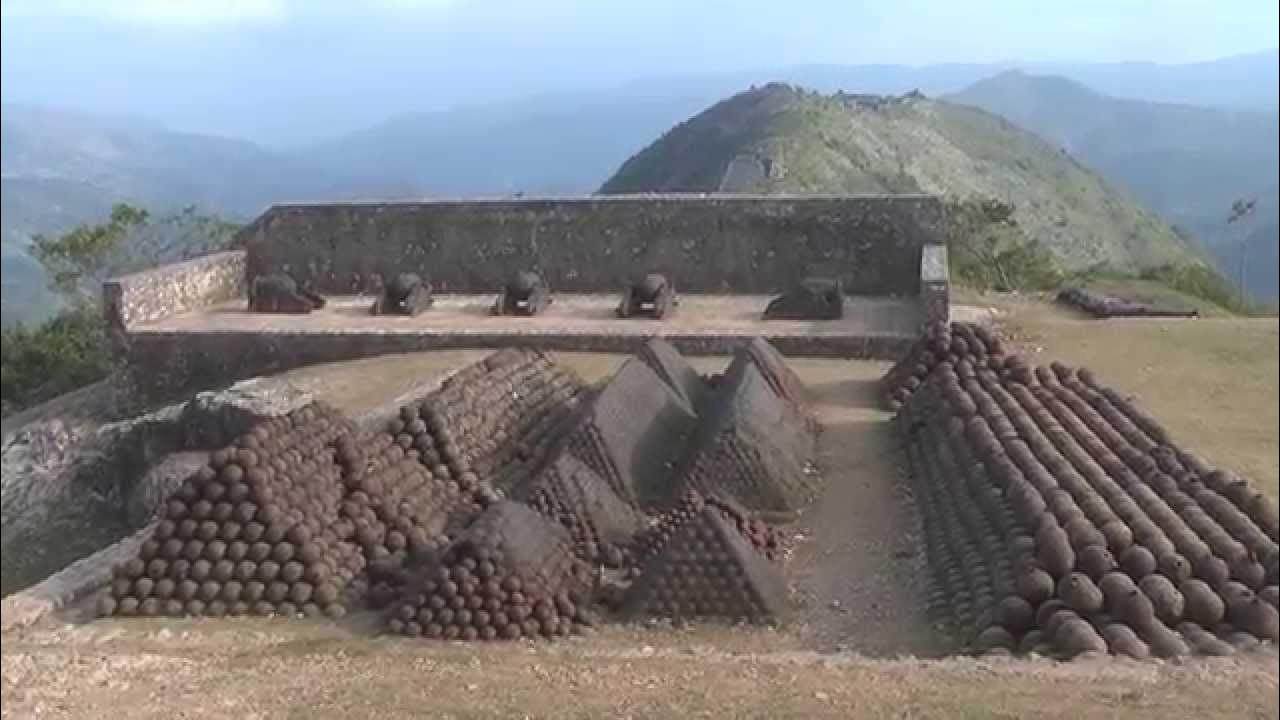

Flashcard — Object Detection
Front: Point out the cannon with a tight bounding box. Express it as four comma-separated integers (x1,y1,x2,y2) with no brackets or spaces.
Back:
492,271,552,316
371,273,434,316
248,274,326,314
763,277,843,320
616,273,677,319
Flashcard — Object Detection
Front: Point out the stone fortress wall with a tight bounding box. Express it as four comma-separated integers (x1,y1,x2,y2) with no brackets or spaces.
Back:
104,194,950,413
238,194,947,296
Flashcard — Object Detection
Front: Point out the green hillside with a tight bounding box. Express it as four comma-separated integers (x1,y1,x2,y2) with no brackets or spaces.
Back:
948,71,1279,300
601,83,1205,273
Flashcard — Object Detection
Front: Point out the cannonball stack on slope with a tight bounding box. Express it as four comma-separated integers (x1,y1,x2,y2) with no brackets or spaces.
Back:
893,348,1280,658
515,452,646,568
632,488,783,565
678,359,819,514
880,321,1017,411
404,349,588,496
386,501,597,640
622,490,788,625
558,356,699,509
99,404,366,620
334,428,482,607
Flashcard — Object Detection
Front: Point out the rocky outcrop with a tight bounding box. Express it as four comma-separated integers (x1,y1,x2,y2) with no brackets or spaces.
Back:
1,377,314,597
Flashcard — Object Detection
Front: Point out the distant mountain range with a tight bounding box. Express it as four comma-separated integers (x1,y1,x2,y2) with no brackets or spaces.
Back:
948,71,1279,299
3,51,1277,324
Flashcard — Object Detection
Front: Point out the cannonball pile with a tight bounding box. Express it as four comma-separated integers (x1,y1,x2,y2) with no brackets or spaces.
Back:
633,488,782,566
333,429,484,607
622,501,788,624
880,321,1014,411
98,404,366,620
385,501,597,640
401,349,587,495
897,356,1279,658
519,453,646,568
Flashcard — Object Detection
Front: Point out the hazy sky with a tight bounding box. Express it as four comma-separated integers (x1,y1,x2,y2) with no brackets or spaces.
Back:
2,0,1277,141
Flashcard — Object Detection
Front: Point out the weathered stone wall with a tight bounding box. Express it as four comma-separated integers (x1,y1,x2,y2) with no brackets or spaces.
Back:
104,251,246,331
239,195,946,296
116,328,917,412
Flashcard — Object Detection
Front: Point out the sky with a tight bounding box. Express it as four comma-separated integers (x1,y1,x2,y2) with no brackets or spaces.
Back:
2,0,1277,142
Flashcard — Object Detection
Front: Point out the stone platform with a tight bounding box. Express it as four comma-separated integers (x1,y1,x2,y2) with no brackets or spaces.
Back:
115,293,930,412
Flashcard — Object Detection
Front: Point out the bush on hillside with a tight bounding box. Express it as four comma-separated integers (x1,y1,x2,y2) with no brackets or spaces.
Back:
1,306,111,416
946,197,1065,292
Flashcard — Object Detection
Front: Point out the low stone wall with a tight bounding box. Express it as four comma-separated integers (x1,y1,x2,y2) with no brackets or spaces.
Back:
239,195,946,296
116,329,915,411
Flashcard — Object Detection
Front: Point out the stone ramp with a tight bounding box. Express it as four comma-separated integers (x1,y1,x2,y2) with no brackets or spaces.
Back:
678,362,819,513
636,337,710,411
560,357,699,509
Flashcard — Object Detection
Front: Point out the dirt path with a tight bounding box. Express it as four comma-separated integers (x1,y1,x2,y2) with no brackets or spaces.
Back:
784,359,951,656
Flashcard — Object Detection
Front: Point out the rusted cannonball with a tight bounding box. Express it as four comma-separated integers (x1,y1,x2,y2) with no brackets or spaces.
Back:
1056,573,1103,614
994,595,1035,634
1138,574,1184,625
1178,579,1225,627
1037,527,1075,578
1138,623,1190,658
1056,617,1108,658
1077,545,1117,580
1176,622,1235,656
1194,555,1231,588
1101,623,1151,659
1260,585,1280,609
1156,553,1193,585
1098,572,1136,608
1113,589,1156,628
1118,546,1157,579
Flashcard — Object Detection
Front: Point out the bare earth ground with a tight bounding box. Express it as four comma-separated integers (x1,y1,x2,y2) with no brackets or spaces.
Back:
4,303,1279,718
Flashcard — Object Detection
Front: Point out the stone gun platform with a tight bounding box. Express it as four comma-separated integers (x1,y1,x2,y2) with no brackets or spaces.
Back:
146,293,925,352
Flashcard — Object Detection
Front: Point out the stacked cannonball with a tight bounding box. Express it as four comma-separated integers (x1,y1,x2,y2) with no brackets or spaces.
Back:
897,354,1280,658
634,488,782,565
518,453,646,568
622,500,788,624
386,501,597,640
880,321,1017,411
402,349,587,495
98,404,365,620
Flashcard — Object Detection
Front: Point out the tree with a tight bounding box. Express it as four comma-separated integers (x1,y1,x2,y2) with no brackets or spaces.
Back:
4,205,242,416
946,197,1064,291
1226,197,1258,305
31,203,150,306
31,203,241,307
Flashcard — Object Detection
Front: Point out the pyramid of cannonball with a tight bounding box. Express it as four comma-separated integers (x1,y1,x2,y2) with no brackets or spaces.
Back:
386,501,597,640
633,488,783,565
559,356,698,509
623,502,788,625
880,321,1015,411
677,361,818,513
401,349,587,495
895,353,1279,658
635,337,709,411
98,403,365,620
515,452,646,567
334,429,481,576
